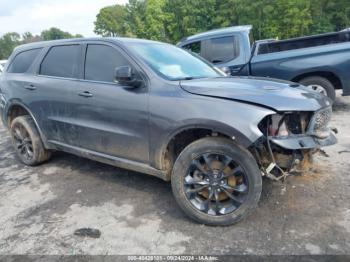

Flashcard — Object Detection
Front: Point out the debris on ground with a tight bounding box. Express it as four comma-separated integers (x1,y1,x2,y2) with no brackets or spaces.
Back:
338,150,350,154
74,228,101,239
319,149,330,157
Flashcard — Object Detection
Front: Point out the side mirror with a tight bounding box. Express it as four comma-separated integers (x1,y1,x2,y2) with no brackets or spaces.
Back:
114,66,141,88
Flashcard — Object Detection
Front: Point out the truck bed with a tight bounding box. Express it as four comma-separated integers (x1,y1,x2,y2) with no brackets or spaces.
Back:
257,30,350,55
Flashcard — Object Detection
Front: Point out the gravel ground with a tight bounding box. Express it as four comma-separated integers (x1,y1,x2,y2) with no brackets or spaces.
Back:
0,92,349,255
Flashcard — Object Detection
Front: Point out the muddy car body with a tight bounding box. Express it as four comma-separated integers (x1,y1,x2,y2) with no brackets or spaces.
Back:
0,38,336,225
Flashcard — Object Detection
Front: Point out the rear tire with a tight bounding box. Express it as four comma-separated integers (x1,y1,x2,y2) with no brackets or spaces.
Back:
299,76,336,101
10,115,51,166
171,137,262,226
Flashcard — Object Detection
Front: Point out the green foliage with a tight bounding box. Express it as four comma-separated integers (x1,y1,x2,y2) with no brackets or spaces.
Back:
0,28,83,59
0,33,20,60
124,0,167,40
143,0,167,40
22,32,43,44
1,0,349,59
163,0,217,42
94,0,350,43
40,27,82,41
310,0,350,34
94,5,129,36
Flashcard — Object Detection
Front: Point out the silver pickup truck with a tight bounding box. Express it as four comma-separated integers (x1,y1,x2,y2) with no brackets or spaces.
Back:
178,26,350,101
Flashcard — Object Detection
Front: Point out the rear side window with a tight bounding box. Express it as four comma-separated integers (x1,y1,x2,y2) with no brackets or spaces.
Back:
203,36,240,64
40,45,80,78
7,48,42,73
85,44,130,83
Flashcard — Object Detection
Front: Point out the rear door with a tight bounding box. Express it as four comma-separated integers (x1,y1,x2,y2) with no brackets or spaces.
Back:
71,42,149,163
29,44,83,146
2,48,44,123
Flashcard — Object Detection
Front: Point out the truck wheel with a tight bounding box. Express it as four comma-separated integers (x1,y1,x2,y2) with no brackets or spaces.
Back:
10,115,51,166
299,76,336,101
171,137,262,226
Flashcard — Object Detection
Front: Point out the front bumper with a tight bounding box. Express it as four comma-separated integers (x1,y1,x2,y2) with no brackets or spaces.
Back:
270,131,337,150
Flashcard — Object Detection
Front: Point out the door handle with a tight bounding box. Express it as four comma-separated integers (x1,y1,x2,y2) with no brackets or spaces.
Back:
24,84,36,90
78,91,93,97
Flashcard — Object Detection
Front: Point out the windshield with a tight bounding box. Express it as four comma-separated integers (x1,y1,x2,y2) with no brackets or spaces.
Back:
128,42,223,80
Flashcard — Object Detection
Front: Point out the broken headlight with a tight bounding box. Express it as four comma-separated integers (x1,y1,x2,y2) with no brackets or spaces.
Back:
308,107,332,139
259,112,311,137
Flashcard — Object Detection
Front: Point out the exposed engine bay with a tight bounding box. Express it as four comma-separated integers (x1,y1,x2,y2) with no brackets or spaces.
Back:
252,107,335,180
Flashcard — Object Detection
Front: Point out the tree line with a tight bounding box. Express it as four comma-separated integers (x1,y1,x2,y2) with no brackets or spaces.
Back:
94,0,350,43
1,0,349,59
0,28,82,59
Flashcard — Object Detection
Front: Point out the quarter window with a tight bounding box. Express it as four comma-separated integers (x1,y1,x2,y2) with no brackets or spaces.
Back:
40,45,80,78
85,44,130,83
7,48,42,73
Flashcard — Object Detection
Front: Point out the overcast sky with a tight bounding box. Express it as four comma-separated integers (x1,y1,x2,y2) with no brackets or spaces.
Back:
0,0,128,37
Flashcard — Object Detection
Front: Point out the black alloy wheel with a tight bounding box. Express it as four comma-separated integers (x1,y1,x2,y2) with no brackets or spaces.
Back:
184,153,249,216
10,115,51,166
171,137,262,226
12,122,34,162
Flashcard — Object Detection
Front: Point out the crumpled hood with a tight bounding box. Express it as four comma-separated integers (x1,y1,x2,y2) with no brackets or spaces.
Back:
180,76,331,111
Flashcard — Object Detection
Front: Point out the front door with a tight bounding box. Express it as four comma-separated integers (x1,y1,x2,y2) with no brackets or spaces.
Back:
71,43,149,163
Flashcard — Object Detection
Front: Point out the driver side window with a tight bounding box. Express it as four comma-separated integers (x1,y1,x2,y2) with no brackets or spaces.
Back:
84,44,130,83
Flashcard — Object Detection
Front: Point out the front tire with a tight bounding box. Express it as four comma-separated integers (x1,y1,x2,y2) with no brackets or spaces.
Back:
171,137,262,226
10,115,51,166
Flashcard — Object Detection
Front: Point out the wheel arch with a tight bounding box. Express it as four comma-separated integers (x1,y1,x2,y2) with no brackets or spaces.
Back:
154,121,253,180
292,71,342,90
5,101,49,148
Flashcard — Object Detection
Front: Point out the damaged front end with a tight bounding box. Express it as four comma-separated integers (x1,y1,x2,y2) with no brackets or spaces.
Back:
251,106,337,180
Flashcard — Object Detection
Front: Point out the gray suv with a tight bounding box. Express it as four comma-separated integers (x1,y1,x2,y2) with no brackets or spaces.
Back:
0,38,336,225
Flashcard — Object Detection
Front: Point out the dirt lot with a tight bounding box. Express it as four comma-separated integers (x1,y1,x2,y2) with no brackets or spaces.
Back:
0,92,349,255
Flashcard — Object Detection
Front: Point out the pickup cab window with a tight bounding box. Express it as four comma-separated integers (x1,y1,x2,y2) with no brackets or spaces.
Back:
84,44,130,83
203,36,240,64
183,41,201,54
